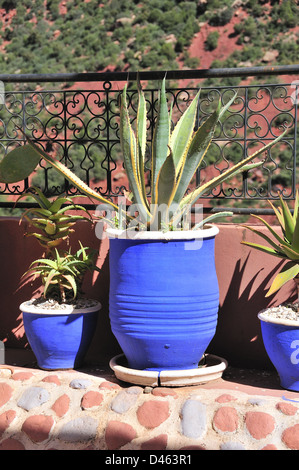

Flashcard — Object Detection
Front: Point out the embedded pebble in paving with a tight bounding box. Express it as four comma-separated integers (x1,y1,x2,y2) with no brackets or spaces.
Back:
58,417,98,442
51,394,70,417
111,388,142,414
0,438,25,450
42,375,61,386
151,388,178,399
215,394,237,403
0,383,13,407
69,379,92,389
99,381,121,390
127,386,144,395
245,411,276,440
248,398,267,406
261,444,277,450
282,424,299,450
180,399,207,439
276,402,298,416
213,406,239,433
137,400,170,429
21,415,54,443
17,387,50,411
81,391,103,410
0,410,16,436
105,420,137,450
141,434,168,450
220,441,246,450
11,372,34,381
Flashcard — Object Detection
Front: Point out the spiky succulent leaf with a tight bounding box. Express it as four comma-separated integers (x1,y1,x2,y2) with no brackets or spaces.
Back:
172,92,237,206
120,84,151,222
266,262,299,297
241,240,284,258
242,214,286,249
192,211,233,230
292,216,299,252
136,78,148,205
172,103,220,206
242,193,299,296
279,243,299,261
156,149,176,207
169,90,200,173
151,77,170,204
278,194,295,242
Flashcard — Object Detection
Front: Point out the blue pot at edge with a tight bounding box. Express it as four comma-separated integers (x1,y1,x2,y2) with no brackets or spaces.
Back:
21,301,100,370
108,226,220,371
259,311,299,391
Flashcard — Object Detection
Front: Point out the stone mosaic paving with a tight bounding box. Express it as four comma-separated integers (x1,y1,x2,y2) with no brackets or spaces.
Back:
0,365,299,450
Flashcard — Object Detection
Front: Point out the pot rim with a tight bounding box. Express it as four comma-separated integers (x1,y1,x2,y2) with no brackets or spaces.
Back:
106,223,219,241
258,311,299,327
20,299,101,315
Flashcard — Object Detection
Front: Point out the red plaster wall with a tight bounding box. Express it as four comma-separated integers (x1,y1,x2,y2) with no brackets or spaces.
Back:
211,224,296,369
0,219,296,369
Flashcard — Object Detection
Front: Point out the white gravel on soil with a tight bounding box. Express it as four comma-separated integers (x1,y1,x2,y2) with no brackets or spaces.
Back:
23,298,99,311
259,302,299,322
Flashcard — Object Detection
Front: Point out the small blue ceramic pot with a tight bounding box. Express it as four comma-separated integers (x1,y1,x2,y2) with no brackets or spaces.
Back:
21,300,100,370
259,311,299,391
108,226,220,371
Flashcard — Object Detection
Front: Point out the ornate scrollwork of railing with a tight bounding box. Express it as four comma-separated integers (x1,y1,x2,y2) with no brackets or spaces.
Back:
0,78,297,206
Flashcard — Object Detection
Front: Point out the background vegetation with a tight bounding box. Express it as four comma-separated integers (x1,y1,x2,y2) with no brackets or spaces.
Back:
0,0,297,80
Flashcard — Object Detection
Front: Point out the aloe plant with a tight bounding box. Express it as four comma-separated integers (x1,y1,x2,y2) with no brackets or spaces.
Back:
18,186,93,254
23,243,99,303
17,187,99,303
241,192,299,299
0,78,287,230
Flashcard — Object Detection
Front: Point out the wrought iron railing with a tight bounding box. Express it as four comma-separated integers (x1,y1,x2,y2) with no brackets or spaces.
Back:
0,66,298,213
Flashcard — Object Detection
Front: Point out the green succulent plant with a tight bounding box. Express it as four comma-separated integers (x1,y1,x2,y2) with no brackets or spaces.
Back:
23,243,99,303
16,187,99,303
18,186,93,254
0,78,287,231
241,192,299,298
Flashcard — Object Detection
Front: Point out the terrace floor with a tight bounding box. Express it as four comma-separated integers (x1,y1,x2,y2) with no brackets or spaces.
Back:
1,349,299,451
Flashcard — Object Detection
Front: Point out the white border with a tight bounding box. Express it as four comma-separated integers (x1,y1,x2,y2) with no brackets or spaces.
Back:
258,311,299,327
20,300,102,315
106,224,219,241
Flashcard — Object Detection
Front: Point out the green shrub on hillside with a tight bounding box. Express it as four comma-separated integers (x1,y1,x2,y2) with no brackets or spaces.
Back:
205,31,219,51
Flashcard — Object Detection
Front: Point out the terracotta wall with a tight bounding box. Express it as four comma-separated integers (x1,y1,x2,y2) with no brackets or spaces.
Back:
0,218,296,370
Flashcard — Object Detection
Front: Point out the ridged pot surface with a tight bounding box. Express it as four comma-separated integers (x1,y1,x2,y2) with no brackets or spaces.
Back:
21,302,100,370
108,228,219,371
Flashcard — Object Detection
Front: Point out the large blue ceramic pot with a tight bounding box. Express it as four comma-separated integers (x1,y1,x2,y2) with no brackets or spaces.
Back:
108,226,220,371
21,300,101,370
258,311,299,391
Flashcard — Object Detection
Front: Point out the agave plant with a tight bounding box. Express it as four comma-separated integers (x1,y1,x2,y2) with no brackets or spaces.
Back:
241,192,299,298
18,186,93,254
0,78,287,230
23,243,99,303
